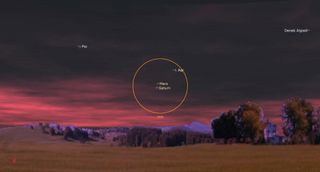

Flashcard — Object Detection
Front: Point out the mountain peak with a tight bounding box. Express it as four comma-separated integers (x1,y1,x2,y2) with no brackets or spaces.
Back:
161,121,212,134
185,121,212,134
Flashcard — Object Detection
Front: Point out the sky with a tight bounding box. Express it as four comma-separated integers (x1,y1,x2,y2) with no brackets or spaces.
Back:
0,0,319,127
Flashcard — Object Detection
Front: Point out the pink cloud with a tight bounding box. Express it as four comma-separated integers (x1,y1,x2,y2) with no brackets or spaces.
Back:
1,77,320,129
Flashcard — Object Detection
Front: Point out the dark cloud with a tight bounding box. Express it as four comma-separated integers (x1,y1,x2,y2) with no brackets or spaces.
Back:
0,0,319,126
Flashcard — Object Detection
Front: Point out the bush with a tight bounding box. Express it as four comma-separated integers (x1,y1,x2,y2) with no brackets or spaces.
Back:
63,127,73,141
73,128,89,143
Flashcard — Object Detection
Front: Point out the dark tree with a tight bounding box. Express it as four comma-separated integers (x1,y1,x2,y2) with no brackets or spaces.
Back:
212,102,265,144
235,102,265,143
63,127,73,141
73,128,89,143
211,110,237,144
282,98,314,144
312,108,320,144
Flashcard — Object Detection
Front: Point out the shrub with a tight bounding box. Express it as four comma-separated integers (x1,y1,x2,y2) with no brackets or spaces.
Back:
63,127,73,141
73,128,89,143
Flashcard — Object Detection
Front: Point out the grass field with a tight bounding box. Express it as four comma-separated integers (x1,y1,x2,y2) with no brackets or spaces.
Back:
2,143,320,172
1,126,320,172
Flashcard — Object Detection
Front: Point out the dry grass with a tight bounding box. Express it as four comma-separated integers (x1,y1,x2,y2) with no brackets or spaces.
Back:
1,127,320,172
1,143,320,172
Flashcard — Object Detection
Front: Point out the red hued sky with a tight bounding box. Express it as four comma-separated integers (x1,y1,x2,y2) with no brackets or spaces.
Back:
1,77,319,127
0,0,319,128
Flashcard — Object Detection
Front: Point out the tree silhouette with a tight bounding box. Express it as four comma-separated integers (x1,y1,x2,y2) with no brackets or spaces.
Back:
211,110,237,144
282,98,313,144
235,102,265,143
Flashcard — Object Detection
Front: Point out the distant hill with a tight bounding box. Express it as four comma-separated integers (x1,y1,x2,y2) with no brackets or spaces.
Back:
0,122,212,145
0,126,66,144
161,121,212,134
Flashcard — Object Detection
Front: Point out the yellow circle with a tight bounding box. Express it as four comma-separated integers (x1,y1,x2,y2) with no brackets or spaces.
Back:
132,57,189,114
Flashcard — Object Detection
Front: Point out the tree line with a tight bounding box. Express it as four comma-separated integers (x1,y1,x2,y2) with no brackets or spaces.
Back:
125,127,212,147
211,98,320,144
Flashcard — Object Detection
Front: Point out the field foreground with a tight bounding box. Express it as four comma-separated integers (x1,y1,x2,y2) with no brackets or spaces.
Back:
1,142,320,172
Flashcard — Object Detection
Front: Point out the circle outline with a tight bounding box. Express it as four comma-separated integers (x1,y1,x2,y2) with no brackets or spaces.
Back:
132,57,189,114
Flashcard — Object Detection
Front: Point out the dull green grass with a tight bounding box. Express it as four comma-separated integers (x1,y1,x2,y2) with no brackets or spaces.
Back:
1,143,320,172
